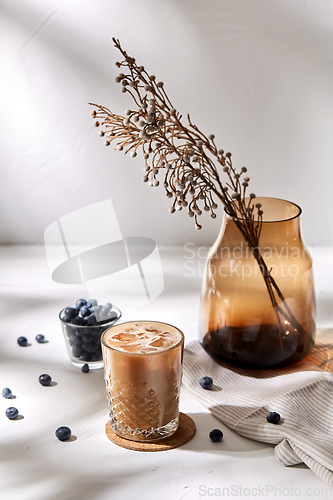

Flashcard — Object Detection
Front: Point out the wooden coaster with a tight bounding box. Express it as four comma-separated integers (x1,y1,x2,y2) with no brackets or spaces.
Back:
105,412,196,452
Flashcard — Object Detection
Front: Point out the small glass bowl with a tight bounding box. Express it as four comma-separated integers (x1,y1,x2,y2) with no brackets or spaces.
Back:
59,305,122,369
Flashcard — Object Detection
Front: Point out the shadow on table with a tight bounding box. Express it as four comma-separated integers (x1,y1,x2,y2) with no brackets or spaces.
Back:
180,412,310,469
180,412,273,453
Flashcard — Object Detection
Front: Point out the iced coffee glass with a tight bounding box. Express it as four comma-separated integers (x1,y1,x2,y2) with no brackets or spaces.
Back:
101,320,184,442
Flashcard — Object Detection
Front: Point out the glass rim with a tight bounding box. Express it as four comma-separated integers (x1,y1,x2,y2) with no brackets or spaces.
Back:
224,196,302,223
101,320,184,356
59,305,122,328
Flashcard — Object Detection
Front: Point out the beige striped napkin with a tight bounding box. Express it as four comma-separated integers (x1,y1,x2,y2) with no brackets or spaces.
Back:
183,339,333,486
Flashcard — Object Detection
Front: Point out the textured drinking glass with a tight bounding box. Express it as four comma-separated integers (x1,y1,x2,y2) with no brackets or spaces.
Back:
101,321,184,442
200,197,316,369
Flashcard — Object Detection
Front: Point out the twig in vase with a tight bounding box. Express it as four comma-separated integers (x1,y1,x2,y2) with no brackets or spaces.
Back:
89,37,306,340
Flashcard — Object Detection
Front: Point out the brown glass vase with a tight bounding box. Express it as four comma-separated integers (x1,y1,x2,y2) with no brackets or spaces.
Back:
200,197,316,369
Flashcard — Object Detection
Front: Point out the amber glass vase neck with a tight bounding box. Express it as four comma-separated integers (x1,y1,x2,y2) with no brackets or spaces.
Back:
221,197,303,249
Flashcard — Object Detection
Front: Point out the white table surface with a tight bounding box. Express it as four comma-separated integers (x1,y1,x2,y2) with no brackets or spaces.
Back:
1,245,333,500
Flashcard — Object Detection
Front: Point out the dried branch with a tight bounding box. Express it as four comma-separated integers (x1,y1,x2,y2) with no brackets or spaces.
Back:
89,38,308,340
89,38,261,236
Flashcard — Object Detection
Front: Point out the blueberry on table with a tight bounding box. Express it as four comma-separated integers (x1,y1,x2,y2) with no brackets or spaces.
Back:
35,334,45,343
71,316,85,326
209,429,223,442
17,337,28,346
2,388,12,398
81,363,89,373
86,299,97,308
55,426,72,441
63,307,77,322
200,376,213,390
39,374,52,386
266,412,281,424
76,299,87,309
6,407,18,420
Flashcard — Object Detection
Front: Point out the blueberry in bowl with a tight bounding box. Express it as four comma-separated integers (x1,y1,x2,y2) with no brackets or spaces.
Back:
59,299,121,370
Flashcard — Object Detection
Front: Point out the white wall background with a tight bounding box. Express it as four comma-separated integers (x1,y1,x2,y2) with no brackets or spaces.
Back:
1,0,333,246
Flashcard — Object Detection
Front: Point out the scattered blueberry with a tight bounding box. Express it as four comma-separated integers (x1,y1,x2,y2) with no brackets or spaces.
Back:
17,336,28,347
209,429,223,442
35,334,45,343
55,426,72,441
75,299,87,309
2,388,12,398
200,376,213,390
266,412,281,424
86,299,98,308
39,374,52,386
71,316,85,326
81,363,89,373
6,407,19,420
63,307,77,322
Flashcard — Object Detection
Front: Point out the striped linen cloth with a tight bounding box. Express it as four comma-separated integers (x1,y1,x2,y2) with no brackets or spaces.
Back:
183,339,333,486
